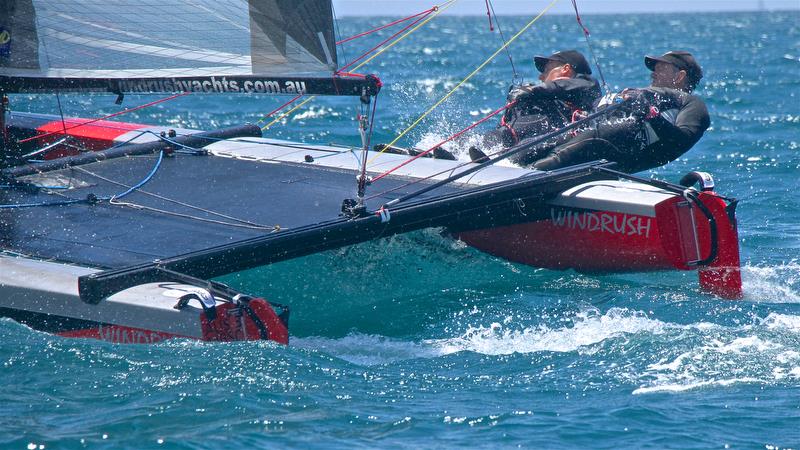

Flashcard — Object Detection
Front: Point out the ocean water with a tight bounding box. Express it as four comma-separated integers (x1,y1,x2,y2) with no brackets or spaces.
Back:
3,10,800,449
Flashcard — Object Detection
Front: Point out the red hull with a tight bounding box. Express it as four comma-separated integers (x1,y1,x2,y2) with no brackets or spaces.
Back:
51,298,290,345
460,187,743,299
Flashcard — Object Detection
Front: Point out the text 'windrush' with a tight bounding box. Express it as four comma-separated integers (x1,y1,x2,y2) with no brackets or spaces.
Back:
550,208,652,238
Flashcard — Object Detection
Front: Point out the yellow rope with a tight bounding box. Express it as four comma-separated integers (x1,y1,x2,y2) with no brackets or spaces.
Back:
350,0,458,72
261,96,316,131
368,0,562,165
258,1,454,132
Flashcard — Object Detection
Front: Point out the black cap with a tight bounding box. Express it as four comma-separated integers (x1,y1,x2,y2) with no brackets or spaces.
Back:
645,51,703,84
534,50,592,75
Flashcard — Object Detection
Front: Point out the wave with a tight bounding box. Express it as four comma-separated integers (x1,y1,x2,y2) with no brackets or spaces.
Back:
742,261,800,303
632,377,763,394
633,312,800,394
426,307,669,356
293,334,441,366
290,307,672,365
293,308,683,365
294,308,800,397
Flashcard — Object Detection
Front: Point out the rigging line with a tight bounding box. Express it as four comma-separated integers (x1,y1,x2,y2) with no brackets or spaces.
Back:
368,0,562,164
211,137,355,158
109,128,343,159
337,14,431,74
336,6,438,45
336,2,445,74
345,0,458,73
156,131,358,157
0,198,86,209
332,2,349,68
370,100,515,184
108,199,281,231
571,0,608,92
125,130,208,154
366,154,476,202
263,2,451,136
71,165,274,229
256,93,304,124
54,92,69,139
487,0,519,83
484,0,494,31
357,93,380,197
261,96,316,131
21,137,69,160
18,92,190,144
94,129,149,150
109,150,164,201
4,151,164,208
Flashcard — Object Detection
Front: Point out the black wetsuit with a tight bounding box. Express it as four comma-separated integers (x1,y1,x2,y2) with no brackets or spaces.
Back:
531,87,710,173
480,74,601,164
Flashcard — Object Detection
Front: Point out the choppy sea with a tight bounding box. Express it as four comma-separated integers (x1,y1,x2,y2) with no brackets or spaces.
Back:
2,10,800,449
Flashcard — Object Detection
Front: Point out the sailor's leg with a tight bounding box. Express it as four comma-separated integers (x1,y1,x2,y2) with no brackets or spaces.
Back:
533,122,641,172
469,127,513,162
501,115,564,166
476,113,550,153
508,140,558,166
479,127,515,149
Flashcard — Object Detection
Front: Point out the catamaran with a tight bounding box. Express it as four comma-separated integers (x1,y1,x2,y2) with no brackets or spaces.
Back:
0,0,742,344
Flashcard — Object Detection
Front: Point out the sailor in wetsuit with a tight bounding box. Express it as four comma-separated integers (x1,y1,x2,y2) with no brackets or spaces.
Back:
470,49,601,165
531,50,710,173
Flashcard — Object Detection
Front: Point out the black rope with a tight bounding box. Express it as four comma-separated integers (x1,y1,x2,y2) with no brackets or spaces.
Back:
1,92,9,151
356,93,378,199
241,299,271,340
487,0,520,84
571,0,608,92
332,3,349,70
54,92,70,140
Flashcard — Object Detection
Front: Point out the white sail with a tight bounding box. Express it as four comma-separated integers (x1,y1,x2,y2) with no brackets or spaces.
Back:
0,0,364,95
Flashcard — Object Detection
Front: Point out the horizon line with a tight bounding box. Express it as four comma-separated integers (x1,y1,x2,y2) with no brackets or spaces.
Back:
336,8,798,17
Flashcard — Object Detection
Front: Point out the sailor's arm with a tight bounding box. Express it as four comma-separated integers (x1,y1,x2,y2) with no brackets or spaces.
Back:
647,95,711,146
539,76,601,105
510,76,599,102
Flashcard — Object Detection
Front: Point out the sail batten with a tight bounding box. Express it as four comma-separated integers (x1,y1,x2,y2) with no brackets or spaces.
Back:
0,0,374,96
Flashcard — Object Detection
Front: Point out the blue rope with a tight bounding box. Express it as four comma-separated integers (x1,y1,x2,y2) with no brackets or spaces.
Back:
110,150,165,201
0,151,165,208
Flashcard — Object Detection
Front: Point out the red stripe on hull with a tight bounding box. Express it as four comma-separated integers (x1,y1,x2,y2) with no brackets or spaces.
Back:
58,325,187,344
35,119,144,157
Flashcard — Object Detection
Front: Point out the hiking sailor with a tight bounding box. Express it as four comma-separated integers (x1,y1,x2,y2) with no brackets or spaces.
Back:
530,50,710,173
470,49,601,164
